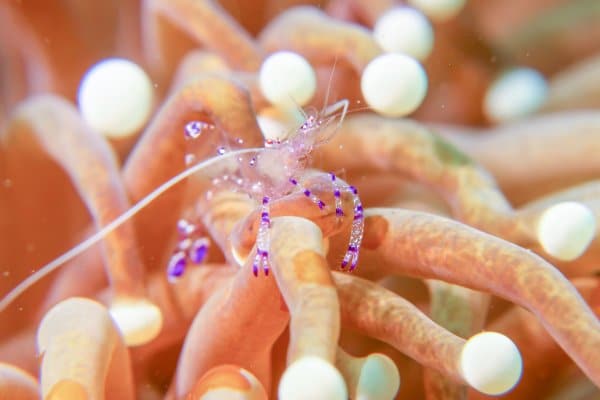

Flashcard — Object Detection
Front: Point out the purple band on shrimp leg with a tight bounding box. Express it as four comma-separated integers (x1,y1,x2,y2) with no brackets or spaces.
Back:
253,197,272,276
253,248,270,277
167,251,187,282
261,250,270,276
190,238,209,264
330,173,345,218
332,178,363,271
252,255,260,277
354,203,364,220
289,176,328,210
168,214,212,280
253,251,264,276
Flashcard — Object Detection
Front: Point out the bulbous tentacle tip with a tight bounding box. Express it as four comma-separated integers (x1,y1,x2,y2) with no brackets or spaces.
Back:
78,58,154,138
356,353,401,400
537,201,596,261
279,356,347,400
460,331,523,396
109,298,163,346
259,51,317,109
360,53,428,117
408,0,466,21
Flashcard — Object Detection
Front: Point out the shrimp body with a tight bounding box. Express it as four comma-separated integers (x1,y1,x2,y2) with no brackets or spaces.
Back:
244,112,322,199
169,99,364,277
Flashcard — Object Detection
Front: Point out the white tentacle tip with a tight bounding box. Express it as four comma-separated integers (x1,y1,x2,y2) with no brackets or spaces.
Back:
109,298,163,346
279,356,347,400
484,67,547,123
537,201,596,261
407,0,466,21
460,332,522,395
361,53,428,117
259,51,316,109
356,354,401,400
78,58,154,137
373,6,434,61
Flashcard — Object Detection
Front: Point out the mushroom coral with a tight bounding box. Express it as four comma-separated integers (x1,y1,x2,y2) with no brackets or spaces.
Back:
1,0,600,399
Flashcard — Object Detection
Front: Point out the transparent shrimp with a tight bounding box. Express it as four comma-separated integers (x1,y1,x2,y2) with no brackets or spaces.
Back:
168,97,364,278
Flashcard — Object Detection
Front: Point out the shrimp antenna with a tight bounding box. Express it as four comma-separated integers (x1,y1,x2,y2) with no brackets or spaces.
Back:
0,147,263,313
322,54,339,113
285,93,307,121
321,55,349,141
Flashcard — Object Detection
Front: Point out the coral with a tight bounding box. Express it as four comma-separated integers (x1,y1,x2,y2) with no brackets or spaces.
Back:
1,1,600,399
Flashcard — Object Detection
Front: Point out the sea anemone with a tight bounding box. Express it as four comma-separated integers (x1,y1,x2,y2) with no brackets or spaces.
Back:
1,1,600,399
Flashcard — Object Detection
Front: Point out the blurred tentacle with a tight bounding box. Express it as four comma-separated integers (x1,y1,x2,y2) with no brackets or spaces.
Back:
259,6,382,72
437,111,600,203
3,96,160,343
37,297,135,400
0,362,39,400
335,347,401,400
142,0,261,82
